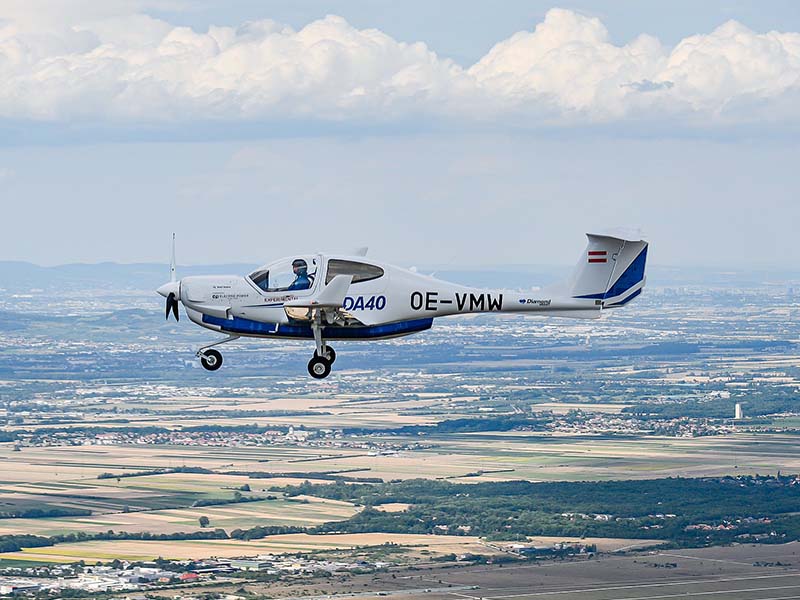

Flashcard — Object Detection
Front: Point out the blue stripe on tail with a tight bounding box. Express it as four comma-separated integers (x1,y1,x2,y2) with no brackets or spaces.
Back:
574,245,648,300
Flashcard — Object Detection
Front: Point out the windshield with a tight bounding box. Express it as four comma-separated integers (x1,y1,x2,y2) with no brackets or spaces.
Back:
249,256,318,293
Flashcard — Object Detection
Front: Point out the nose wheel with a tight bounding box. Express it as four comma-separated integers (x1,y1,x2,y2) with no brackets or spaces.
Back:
200,349,223,371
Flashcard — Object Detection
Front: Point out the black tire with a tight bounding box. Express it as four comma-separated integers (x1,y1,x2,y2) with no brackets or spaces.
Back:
308,356,332,379
314,346,336,364
200,349,223,371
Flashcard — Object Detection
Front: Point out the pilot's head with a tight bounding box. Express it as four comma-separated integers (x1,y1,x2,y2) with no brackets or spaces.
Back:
292,258,308,276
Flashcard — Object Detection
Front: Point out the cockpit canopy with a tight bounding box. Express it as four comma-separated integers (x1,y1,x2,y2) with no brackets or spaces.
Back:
248,256,385,294
249,255,318,293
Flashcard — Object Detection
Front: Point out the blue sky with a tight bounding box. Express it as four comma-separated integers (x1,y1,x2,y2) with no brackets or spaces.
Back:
0,1,798,268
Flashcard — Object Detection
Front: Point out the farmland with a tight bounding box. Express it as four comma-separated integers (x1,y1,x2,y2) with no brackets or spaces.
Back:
3,266,800,598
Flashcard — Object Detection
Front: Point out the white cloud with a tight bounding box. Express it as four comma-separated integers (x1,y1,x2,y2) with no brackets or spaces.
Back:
0,7,798,130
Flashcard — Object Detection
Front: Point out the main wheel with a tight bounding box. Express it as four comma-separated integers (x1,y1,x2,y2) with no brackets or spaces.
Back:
200,349,223,371
308,356,332,379
314,346,336,364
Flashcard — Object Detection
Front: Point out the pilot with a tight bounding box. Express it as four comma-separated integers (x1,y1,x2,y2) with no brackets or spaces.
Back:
287,258,311,291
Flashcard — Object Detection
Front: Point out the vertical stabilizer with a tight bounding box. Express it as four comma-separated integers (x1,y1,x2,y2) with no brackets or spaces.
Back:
567,234,648,308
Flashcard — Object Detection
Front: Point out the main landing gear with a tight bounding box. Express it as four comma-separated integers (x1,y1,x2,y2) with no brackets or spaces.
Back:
308,309,335,379
197,335,240,371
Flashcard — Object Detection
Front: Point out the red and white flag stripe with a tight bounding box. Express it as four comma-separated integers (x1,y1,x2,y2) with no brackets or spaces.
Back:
588,250,607,263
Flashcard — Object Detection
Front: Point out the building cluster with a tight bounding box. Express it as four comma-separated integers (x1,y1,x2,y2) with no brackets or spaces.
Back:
12,426,427,454
544,413,738,437
0,554,390,596
480,540,594,558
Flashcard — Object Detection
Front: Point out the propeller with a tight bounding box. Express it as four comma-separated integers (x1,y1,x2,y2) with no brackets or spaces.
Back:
157,233,180,321
166,291,179,322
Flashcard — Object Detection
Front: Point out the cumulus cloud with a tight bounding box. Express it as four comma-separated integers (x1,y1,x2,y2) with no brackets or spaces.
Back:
0,7,798,130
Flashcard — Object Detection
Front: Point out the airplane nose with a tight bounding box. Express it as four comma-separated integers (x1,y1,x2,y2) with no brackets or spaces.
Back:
157,281,180,298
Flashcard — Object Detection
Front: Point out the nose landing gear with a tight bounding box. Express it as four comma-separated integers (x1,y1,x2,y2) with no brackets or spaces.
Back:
196,335,240,371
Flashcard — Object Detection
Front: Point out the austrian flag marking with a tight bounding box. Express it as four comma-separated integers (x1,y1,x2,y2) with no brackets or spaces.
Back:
588,250,607,264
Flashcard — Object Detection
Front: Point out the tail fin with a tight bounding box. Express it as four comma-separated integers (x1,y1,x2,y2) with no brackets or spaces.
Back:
566,233,648,308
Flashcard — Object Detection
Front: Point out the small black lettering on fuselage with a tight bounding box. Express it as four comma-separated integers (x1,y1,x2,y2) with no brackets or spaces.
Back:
411,291,503,312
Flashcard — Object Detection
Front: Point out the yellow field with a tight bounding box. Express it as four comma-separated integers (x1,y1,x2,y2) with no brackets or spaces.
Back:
3,533,489,563
0,496,358,537
374,503,410,513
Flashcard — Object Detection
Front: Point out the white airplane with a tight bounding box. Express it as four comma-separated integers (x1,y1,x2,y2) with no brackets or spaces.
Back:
157,233,648,379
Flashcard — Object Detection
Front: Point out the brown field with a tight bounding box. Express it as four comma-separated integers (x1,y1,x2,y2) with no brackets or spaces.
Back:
222,543,800,600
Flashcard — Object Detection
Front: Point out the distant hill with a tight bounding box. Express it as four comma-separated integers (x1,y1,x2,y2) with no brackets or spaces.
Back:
1,261,799,292
0,261,258,291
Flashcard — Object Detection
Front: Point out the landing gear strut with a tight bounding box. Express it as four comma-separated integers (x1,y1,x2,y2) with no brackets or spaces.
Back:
197,335,240,371
308,309,335,379
314,346,336,363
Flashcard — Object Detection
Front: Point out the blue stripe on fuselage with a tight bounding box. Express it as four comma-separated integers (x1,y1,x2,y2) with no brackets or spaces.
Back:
201,314,434,339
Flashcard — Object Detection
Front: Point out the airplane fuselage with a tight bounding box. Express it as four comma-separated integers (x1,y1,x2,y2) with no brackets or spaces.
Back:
179,257,605,341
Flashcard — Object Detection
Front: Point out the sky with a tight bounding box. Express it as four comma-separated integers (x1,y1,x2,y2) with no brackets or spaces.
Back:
0,1,798,268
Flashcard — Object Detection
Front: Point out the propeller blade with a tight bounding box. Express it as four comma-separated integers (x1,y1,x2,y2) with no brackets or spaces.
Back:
171,294,179,322
166,292,179,322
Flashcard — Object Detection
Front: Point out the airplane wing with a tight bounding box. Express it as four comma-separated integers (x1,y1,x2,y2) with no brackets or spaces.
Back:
283,275,353,321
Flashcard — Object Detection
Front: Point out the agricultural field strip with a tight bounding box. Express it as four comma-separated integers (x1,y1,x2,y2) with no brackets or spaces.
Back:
461,572,800,599
3,533,500,562
0,498,358,536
